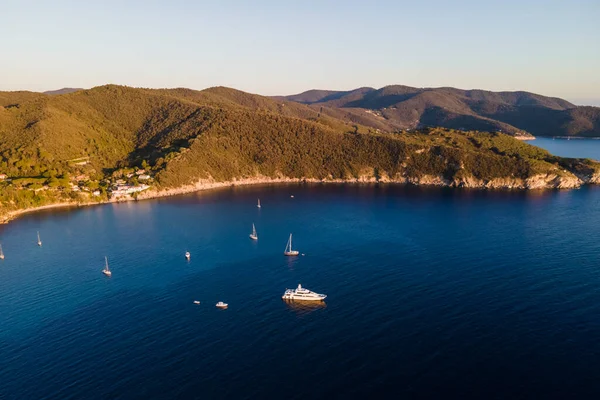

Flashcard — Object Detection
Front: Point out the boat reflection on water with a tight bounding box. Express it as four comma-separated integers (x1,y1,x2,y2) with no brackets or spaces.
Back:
283,299,327,315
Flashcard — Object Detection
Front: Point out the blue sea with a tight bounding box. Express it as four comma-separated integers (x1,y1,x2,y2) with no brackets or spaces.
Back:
2,140,600,399
531,137,600,160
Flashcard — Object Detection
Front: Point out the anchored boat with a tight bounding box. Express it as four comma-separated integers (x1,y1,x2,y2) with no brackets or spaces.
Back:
284,234,299,256
282,284,326,301
249,223,258,240
102,256,112,277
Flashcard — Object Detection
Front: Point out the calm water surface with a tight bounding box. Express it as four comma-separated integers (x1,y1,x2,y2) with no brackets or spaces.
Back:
531,137,600,160
2,183,600,399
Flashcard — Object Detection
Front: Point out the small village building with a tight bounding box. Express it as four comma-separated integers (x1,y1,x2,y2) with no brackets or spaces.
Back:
111,184,150,197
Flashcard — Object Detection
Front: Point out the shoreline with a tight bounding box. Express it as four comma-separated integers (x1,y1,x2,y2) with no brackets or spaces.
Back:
0,201,104,226
2,173,599,226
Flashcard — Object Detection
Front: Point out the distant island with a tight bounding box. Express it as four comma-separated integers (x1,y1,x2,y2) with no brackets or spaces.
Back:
1,84,600,223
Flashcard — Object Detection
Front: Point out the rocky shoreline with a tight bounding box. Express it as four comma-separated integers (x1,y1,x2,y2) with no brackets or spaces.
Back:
2,172,600,225
136,170,600,202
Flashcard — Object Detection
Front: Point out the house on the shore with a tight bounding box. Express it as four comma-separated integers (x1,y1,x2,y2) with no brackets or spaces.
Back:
111,184,150,197
0,174,7,180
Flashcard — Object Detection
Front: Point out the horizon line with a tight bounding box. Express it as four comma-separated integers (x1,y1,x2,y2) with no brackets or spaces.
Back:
2,83,599,107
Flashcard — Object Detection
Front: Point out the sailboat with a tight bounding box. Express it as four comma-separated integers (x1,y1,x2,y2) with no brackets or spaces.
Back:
284,234,299,256
257,198,261,208
37,231,42,247
102,256,112,277
0,244,4,260
185,251,191,260
249,223,258,240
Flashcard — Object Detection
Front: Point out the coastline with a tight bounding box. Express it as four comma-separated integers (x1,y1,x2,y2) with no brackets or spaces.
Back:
514,135,536,141
2,171,599,226
0,201,104,226
136,171,599,202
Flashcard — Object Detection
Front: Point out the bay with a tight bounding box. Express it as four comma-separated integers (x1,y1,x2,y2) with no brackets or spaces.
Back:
2,182,600,399
531,137,600,160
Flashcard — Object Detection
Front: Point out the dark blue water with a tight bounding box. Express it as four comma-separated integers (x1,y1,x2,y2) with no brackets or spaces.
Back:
2,183,600,399
531,137,600,160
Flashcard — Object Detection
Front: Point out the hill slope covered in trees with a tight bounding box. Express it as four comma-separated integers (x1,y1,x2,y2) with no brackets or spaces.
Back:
1,85,600,221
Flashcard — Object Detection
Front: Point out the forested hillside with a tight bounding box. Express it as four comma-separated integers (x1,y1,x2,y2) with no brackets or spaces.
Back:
1,85,599,221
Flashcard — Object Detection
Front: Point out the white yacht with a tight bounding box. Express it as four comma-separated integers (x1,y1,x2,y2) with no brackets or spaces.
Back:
185,251,191,260
257,198,261,208
249,223,258,240
216,301,228,308
0,244,4,260
284,233,299,256
37,231,42,247
193,300,200,305
102,256,112,277
282,284,326,301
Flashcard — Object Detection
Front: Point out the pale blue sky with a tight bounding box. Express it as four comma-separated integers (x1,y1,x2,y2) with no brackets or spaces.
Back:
1,0,599,104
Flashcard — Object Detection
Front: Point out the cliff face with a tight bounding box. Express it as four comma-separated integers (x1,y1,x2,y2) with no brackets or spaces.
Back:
136,171,591,203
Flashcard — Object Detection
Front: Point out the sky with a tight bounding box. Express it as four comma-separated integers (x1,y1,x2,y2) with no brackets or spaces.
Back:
1,0,599,105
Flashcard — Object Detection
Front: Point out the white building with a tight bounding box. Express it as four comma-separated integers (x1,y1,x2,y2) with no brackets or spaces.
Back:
111,184,150,197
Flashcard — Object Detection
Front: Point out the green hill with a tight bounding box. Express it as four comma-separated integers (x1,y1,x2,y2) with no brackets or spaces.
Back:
1,85,599,221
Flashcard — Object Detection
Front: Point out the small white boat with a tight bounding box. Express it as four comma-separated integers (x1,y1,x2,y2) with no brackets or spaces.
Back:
37,231,42,247
290,195,294,198
249,223,258,240
257,198,261,208
102,256,112,277
193,300,200,305
216,301,228,308
282,284,326,301
284,233,299,256
0,244,4,260
185,251,191,260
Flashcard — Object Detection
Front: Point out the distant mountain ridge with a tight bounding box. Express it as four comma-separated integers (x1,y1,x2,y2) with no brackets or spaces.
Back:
277,85,600,137
43,87,83,96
